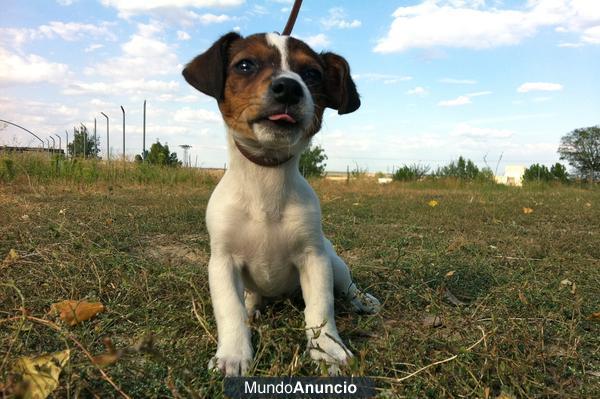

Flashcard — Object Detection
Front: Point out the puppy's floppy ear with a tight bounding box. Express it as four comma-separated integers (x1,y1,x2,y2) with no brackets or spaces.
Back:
321,52,360,115
182,32,241,101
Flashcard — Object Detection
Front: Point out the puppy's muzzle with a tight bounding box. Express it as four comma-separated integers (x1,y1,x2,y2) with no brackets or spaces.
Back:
271,77,304,106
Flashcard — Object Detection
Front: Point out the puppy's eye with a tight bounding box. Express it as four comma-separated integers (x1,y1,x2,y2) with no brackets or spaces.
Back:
300,68,322,84
235,59,257,74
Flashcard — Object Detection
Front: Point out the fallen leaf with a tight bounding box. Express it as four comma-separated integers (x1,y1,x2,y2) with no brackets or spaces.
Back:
92,337,122,367
588,312,600,321
445,270,456,278
3,249,19,265
428,200,439,207
49,300,105,326
12,349,70,399
522,207,534,214
585,202,592,208
518,291,529,305
21,215,29,221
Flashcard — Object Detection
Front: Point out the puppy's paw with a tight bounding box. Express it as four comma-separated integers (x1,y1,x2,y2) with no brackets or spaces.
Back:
307,333,353,375
350,291,381,314
208,354,252,376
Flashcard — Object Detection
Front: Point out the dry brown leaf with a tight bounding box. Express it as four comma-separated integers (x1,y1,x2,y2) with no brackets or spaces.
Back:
12,349,70,399
518,291,529,305
49,300,105,326
445,270,456,278
92,352,121,367
522,207,534,214
588,311,600,321
3,249,19,265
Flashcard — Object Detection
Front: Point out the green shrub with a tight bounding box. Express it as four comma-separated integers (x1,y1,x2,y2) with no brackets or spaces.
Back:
392,164,430,181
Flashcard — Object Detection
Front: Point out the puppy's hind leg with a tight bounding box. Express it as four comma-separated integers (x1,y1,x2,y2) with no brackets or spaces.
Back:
325,239,381,314
244,290,263,322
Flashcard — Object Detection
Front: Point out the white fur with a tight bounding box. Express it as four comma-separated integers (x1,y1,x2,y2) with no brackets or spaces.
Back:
266,33,290,70
206,35,380,377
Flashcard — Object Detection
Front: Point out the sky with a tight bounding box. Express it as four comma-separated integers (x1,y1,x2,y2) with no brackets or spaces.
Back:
1,0,599,173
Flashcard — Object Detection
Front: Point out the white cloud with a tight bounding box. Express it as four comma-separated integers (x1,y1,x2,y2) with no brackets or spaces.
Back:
177,30,191,40
195,13,231,24
321,7,362,30
84,43,104,52
517,82,563,93
100,0,244,16
63,79,180,96
84,23,179,79
302,34,330,49
438,95,471,107
582,25,600,43
0,46,70,86
0,22,116,48
438,90,491,106
451,123,513,139
354,73,412,84
173,107,222,123
407,86,428,96
374,0,600,53
56,0,75,5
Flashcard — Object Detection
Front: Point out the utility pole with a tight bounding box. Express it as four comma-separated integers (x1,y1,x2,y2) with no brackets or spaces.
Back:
120,105,125,161
94,118,97,158
81,123,87,159
55,134,61,153
101,112,109,160
65,130,69,158
143,100,146,161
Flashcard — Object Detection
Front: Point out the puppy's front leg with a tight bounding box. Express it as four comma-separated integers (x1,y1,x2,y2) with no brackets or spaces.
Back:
207,254,252,376
298,251,352,373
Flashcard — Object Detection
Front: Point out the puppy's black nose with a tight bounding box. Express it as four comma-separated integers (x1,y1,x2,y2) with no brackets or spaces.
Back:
270,77,303,106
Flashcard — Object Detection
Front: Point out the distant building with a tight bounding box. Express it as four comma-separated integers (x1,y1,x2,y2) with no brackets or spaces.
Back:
495,165,526,186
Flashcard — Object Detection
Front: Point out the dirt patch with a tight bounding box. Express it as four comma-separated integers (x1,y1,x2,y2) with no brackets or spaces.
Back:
142,234,209,266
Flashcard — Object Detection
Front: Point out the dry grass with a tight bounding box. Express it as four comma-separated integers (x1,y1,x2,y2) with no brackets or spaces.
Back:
1,161,599,398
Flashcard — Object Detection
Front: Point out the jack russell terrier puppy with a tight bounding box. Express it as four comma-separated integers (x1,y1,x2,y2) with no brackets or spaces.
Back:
182,32,380,376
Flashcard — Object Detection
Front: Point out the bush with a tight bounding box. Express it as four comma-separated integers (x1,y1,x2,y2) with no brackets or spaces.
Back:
392,164,430,181
434,156,494,182
299,145,327,178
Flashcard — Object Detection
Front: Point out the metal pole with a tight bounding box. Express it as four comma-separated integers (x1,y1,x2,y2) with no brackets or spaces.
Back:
73,126,77,157
101,112,109,161
65,130,69,158
55,134,61,153
81,123,87,159
0,119,45,148
94,118,97,158
49,136,56,150
121,105,125,161
143,100,146,161
46,138,50,153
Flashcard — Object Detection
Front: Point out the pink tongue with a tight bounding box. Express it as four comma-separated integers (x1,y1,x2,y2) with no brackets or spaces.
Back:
268,113,296,123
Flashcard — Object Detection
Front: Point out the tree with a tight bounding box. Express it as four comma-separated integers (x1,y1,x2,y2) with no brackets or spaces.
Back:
67,126,100,158
299,145,327,178
558,126,600,183
523,163,553,182
523,162,570,183
145,140,180,166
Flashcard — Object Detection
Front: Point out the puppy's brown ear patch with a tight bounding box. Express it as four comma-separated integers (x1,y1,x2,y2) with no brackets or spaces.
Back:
321,52,360,115
182,32,241,101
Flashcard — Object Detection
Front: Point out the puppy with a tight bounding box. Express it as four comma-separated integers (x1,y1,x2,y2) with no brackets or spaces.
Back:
182,32,380,376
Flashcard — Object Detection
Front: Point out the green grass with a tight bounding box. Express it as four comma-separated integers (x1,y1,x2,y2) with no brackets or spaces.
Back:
1,156,599,398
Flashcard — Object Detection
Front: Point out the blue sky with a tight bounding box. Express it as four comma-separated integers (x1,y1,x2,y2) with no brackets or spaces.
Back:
1,0,599,173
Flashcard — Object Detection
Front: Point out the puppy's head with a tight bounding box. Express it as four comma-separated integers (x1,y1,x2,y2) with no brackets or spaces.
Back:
183,32,360,153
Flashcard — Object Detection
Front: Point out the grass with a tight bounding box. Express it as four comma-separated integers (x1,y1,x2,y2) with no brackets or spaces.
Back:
1,154,599,398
